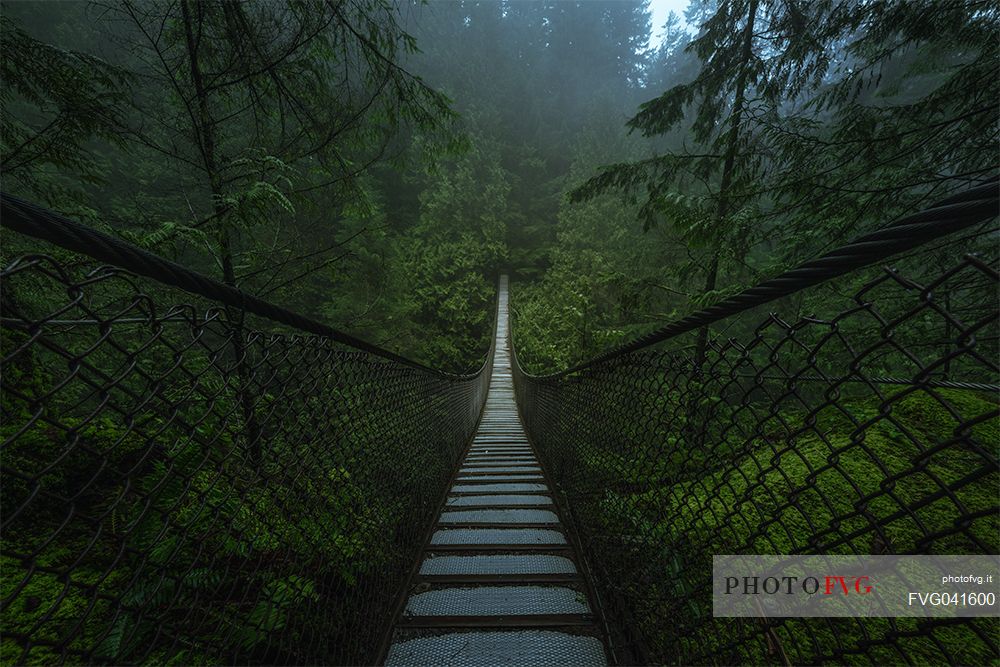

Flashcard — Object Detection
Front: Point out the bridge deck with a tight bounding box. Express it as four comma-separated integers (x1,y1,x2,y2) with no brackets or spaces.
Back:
384,277,607,666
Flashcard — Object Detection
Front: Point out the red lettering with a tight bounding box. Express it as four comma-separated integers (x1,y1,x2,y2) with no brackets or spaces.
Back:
823,575,872,595
823,576,849,595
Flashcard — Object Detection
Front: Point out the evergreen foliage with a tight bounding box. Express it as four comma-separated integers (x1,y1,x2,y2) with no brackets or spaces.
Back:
1,0,997,662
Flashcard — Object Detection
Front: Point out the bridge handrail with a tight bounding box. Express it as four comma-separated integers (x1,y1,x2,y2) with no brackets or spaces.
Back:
0,195,498,665
537,177,998,378
508,179,999,665
0,192,489,379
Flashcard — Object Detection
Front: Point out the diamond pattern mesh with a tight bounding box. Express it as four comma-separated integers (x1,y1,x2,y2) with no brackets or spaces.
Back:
384,631,606,666
451,483,547,493
404,586,590,616
420,555,577,576
446,495,553,507
430,528,567,545
438,509,559,524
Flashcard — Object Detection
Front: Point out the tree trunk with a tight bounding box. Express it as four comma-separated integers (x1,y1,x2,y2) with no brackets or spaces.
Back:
181,0,262,466
693,251,720,370
693,0,759,370
688,0,759,453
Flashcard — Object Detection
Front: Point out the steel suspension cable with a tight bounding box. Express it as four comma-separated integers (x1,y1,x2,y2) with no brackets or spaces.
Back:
545,177,998,377
0,193,467,378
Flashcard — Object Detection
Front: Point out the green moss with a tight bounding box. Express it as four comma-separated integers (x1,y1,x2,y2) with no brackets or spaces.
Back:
585,388,999,664
891,387,999,443
0,554,118,665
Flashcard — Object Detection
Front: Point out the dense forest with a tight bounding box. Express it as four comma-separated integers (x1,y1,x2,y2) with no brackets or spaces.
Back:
2,0,998,371
2,1,996,371
1,1,998,665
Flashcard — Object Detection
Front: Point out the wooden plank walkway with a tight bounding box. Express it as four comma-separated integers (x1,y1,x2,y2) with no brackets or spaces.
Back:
383,276,608,666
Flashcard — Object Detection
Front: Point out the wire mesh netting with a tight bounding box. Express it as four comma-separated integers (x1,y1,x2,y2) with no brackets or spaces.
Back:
1,252,492,665
513,247,999,664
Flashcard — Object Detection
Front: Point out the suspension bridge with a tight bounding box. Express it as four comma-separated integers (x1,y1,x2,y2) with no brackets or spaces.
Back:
383,276,607,665
0,180,997,666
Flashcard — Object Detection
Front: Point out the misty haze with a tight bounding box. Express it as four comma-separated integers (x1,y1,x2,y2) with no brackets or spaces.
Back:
1,1,997,665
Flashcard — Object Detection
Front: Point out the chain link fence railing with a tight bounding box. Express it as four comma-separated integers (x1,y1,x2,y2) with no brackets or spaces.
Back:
512,181,999,665
1,197,494,665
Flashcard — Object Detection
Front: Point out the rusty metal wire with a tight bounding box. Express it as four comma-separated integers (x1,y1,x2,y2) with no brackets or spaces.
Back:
513,190,999,664
1,244,493,664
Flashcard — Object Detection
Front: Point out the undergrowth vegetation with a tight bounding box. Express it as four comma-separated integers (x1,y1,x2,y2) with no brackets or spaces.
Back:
0,260,485,664
515,252,999,664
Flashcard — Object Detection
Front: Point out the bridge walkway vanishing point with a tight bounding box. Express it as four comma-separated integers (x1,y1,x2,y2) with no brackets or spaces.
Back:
382,276,608,666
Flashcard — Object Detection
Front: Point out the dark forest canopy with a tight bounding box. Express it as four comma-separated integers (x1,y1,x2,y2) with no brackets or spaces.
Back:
2,0,997,372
